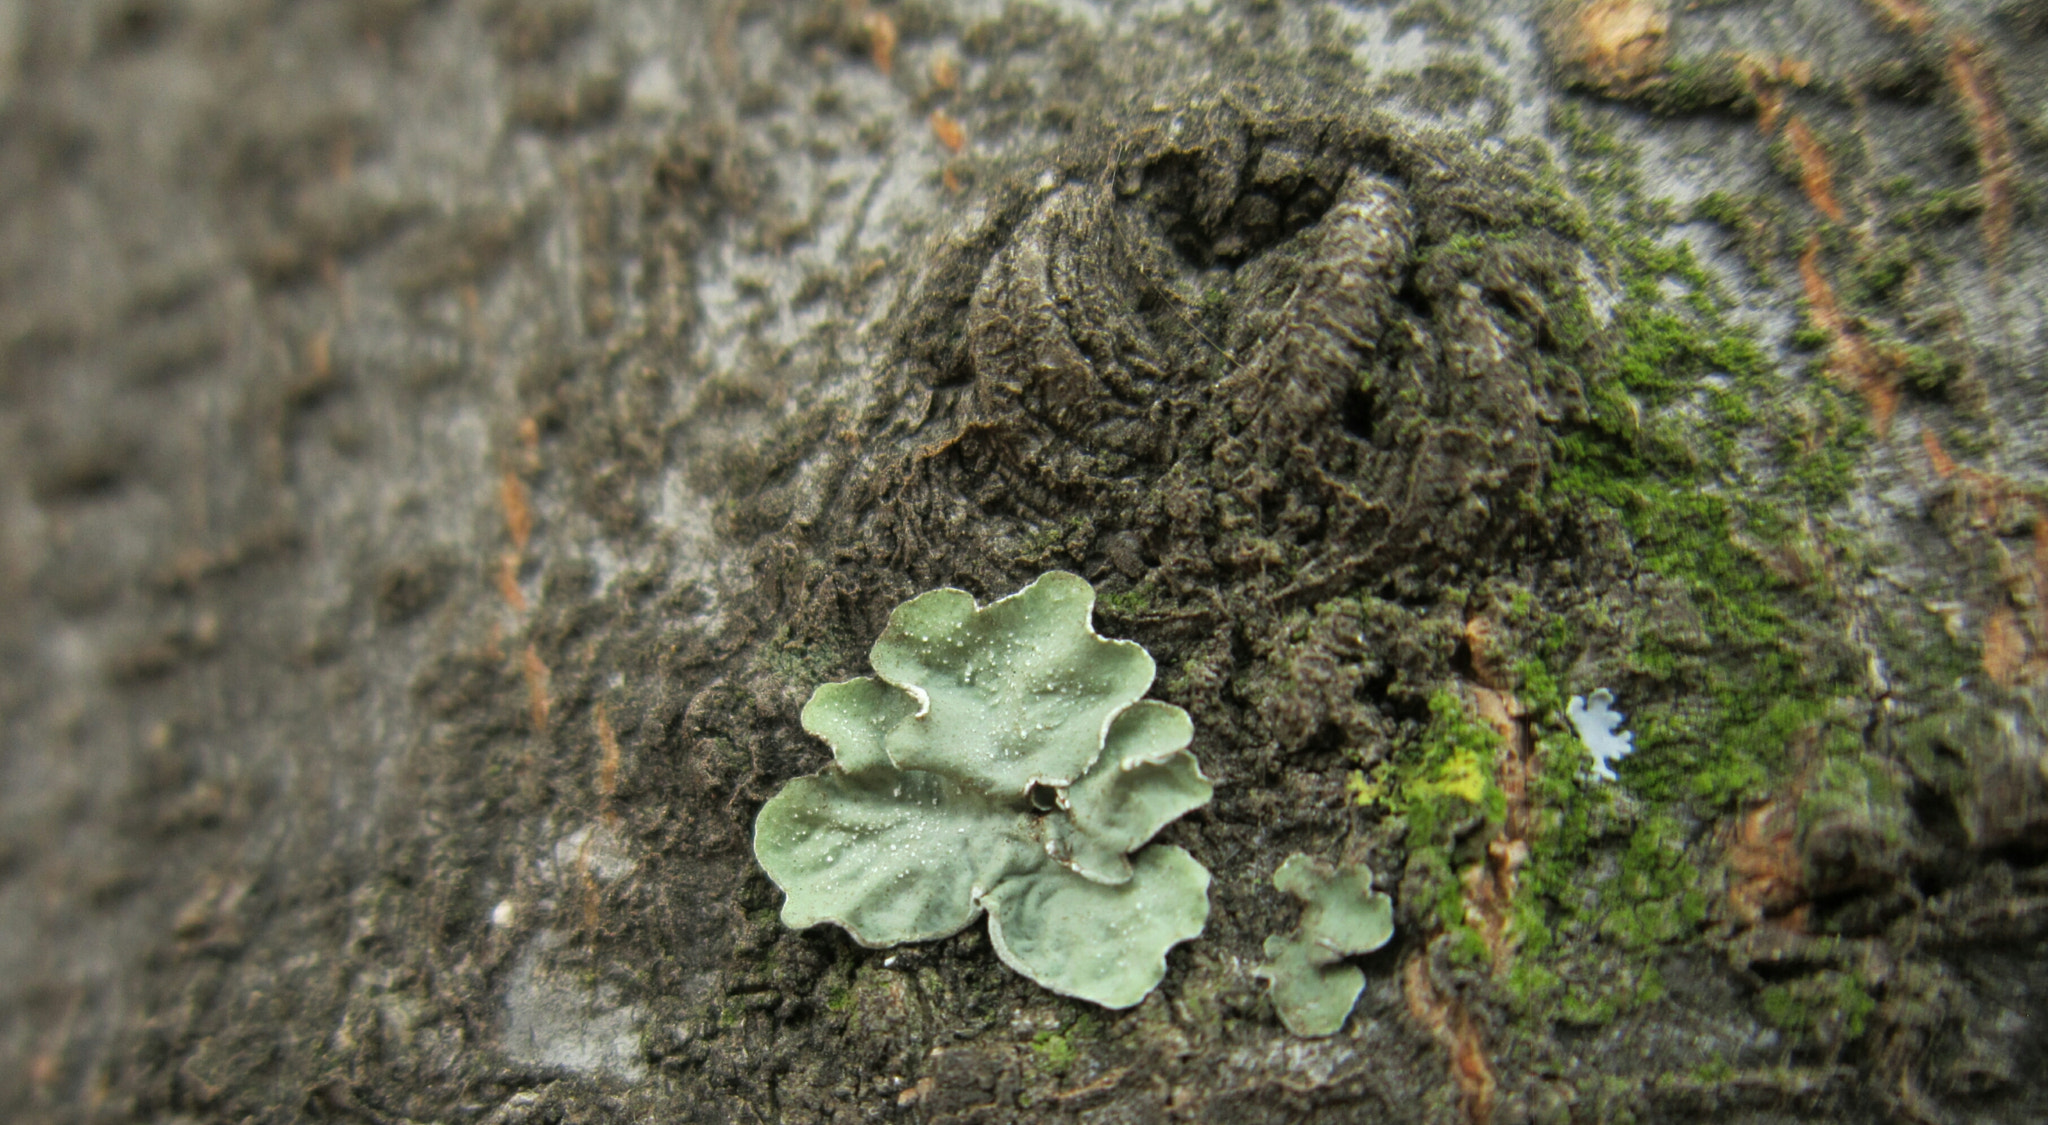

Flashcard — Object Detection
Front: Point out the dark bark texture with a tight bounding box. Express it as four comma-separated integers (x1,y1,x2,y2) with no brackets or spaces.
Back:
4,0,2048,1122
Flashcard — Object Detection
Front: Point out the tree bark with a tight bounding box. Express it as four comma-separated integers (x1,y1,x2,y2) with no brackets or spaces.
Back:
3,0,2046,1122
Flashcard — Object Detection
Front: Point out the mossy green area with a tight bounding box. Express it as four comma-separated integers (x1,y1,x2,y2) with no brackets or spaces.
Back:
1548,109,1871,813
1095,579,1162,620
1759,969,1877,1043
1027,1012,1097,1075
1028,1028,1077,1073
1637,56,1757,117
1349,690,1507,947
1354,99,1882,1032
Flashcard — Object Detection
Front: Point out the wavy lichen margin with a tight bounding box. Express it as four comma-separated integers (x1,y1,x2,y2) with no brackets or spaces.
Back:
1254,853,1396,1036
753,571,1213,1008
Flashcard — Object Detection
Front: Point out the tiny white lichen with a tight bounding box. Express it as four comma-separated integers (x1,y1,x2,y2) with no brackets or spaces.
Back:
1567,688,1635,782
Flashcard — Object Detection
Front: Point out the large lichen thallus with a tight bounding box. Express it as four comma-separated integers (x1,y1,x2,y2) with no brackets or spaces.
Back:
753,572,1212,1008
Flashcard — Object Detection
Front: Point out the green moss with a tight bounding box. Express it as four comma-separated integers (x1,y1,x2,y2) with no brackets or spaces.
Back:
1777,392,1869,508
1560,988,1615,1025
1548,103,1641,207
1353,690,1507,838
1690,189,1792,280
1029,1029,1077,1073
1477,103,1878,1038
1018,516,1091,562
1789,324,1831,351
1557,958,1665,1027
1445,925,1490,967
1640,58,1755,116
1507,586,1537,619
1692,1053,1736,1084
1096,581,1160,619
1896,343,1962,398
1691,191,1747,229
1758,984,1803,1027
1509,698,1701,1018
1028,1012,1095,1074
1350,690,1506,936
1505,954,1562,1007
1758,971,1875,1042
1546,213,1867,810
1635,963,1667,1005
1889,186,1984,229
1599,815,1705,950
1259,94,1877,1048
1846,243,1915,307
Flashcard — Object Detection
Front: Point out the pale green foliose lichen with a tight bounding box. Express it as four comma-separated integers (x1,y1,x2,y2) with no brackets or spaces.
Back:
753,571,1214,1009
1254,853,1396,1037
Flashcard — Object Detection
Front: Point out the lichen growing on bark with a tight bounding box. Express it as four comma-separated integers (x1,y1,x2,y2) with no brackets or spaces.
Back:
33,1,2048,1121
1254,853,1397,1037
1567,688,1636,781
754,572,1212,1008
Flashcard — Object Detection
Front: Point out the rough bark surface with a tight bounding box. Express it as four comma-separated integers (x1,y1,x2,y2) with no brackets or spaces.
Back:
3,0,2047,1123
